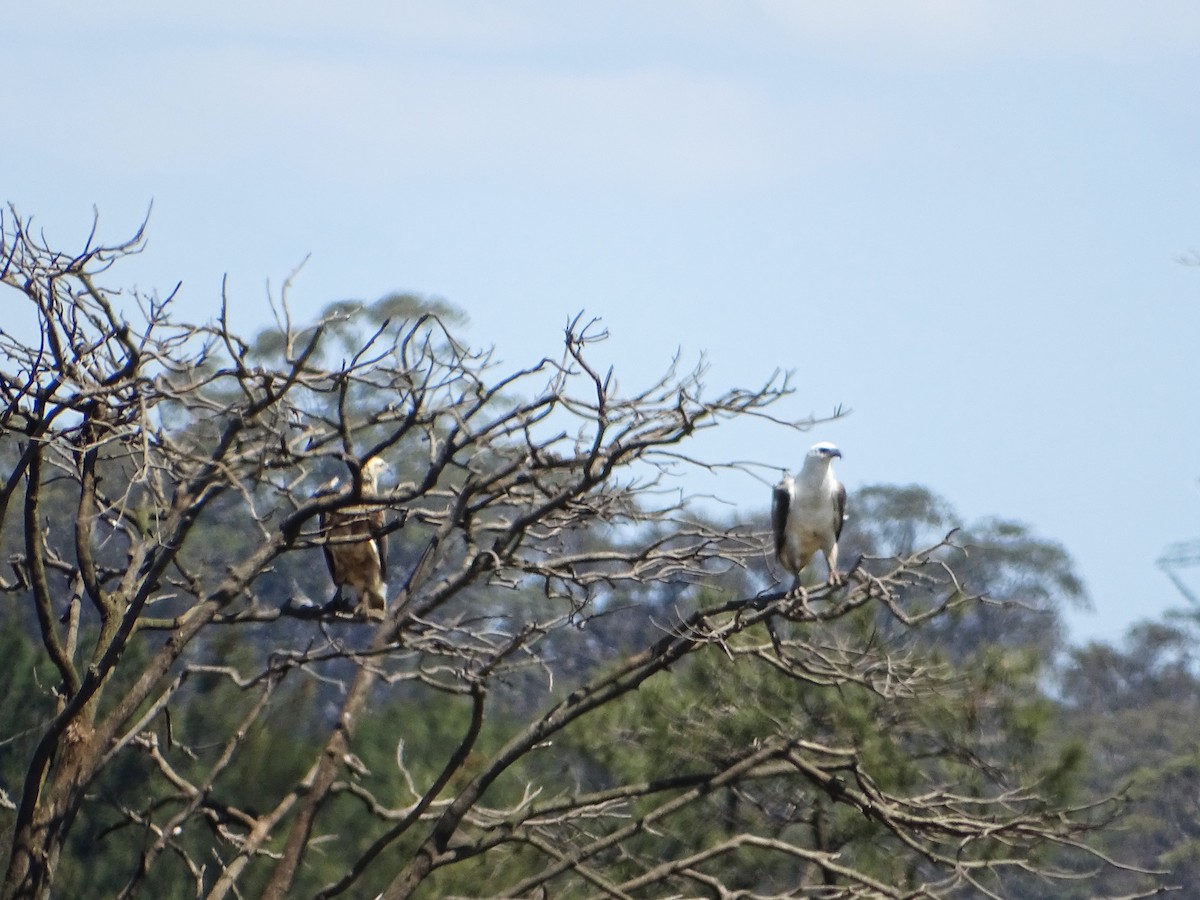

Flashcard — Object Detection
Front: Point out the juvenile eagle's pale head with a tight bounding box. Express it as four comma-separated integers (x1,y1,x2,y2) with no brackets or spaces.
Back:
361,457,390,488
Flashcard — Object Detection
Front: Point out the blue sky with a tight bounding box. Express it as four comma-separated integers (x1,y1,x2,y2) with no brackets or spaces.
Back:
5,2,1199,644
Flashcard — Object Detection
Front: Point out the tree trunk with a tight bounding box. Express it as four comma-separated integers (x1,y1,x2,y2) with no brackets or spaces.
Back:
2,724,103,900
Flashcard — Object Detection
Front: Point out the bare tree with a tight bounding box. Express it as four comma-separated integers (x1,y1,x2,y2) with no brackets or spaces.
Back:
0,209,1158,899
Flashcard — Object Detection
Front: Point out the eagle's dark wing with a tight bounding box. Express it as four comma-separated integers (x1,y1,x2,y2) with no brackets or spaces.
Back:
320,508,341,585
315,476,345,586
771,479,792,558
832,481,847,541
369,507,387,579
321,504,385,581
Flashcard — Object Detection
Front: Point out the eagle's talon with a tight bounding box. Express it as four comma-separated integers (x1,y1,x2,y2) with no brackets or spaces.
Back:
322,600,349,616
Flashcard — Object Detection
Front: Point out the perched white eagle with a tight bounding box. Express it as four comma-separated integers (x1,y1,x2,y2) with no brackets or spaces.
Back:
319,457,390,619
771,442,847,588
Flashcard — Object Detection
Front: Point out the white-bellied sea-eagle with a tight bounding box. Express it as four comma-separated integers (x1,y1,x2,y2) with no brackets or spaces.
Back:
771,442,847,588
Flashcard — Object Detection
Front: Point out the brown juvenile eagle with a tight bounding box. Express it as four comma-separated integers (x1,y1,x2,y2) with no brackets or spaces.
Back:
772,442,847,588
319,457,390,618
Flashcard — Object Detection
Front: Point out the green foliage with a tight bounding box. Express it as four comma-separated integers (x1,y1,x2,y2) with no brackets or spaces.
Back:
534,585,1086,895
249,293,466,365
0,619,61,845
0,457,1138,897
1057,614,1200,894
844,483,1087,661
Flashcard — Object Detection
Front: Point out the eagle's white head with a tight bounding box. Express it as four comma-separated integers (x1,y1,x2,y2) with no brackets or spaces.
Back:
806,442,842,461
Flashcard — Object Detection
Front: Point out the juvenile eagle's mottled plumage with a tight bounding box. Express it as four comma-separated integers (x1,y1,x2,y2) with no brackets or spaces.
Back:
772,442,847,587
319,457,390,618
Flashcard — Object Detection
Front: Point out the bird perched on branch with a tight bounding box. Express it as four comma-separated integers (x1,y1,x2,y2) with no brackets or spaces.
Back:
319,457,391,619
772,442,847,588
